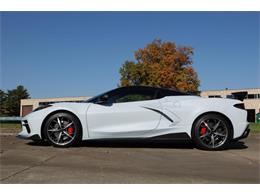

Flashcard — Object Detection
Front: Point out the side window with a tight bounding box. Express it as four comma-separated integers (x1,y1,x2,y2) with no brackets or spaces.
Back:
113,89,156,103
115,93,153,103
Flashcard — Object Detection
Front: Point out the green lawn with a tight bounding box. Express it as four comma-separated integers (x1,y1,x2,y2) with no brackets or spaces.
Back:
249,123,260,133
0,122,21,130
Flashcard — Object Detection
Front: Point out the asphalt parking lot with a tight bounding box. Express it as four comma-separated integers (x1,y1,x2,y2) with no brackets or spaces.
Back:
0,132,259,183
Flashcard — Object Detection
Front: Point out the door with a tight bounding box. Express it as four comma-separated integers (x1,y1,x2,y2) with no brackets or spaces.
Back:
246,109,255,122
22,105,33,116
87,87,162,138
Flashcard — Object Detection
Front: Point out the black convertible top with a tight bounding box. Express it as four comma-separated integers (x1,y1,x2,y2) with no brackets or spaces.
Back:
86,85,191,103
116,85,190,96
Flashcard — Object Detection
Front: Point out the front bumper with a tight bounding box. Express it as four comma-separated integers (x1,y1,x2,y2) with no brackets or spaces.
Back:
17,119,41,141
17,134,41,141
233,124,250,141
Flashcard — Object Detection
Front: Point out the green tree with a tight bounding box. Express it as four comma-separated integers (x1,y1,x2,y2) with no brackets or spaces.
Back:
4,85,30,116
0,90,8,116
119,39,200,93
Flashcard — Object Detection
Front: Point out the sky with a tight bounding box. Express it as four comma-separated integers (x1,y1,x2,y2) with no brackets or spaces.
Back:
1,12,259,98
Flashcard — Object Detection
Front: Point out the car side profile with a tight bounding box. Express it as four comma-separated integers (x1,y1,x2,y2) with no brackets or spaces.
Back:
18,86,250,150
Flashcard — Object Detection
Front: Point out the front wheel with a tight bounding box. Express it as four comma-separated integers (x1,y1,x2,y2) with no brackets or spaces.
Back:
192,114,232,150
43,112,82,147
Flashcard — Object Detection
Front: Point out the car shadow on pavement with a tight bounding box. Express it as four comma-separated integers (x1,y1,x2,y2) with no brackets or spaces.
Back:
27,139,196,149
79,139,248,150
80,139,196,149
27,141,51,147
226,141,248,150
27,139,248,150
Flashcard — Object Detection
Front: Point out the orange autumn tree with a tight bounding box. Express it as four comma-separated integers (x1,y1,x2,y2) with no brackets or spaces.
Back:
119,39,200,93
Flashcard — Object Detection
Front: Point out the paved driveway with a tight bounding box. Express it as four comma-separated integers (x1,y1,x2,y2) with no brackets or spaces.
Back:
0,133,259,183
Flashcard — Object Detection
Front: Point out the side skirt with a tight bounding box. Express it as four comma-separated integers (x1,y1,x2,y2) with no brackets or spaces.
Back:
150,132,191,141
87,133,191,142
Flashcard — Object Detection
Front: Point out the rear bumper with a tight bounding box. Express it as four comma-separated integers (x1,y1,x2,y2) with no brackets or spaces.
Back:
233,124,250,141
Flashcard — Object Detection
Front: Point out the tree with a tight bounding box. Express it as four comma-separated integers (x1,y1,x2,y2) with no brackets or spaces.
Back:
0,90,8,116
4,85,30,116
119,39,200,92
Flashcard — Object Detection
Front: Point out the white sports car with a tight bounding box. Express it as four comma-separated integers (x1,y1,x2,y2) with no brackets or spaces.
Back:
18,86,250,150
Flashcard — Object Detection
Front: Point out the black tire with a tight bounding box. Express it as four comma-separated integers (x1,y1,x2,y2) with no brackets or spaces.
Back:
43,112,82,147
191,113,232,150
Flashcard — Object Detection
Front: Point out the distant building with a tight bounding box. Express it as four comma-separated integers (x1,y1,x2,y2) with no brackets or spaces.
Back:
201,88,260,122
20,96,89,116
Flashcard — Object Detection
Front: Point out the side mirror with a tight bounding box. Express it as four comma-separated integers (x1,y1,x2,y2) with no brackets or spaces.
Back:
96,94,109,104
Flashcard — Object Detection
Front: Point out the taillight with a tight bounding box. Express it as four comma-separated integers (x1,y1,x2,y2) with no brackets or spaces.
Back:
234,103,245,110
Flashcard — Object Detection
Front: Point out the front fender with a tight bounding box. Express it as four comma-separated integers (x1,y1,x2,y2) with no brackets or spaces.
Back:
20,103,90,140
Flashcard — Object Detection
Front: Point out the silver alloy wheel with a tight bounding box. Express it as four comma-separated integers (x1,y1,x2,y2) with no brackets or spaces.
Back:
198,118,228,149
46,116,77,146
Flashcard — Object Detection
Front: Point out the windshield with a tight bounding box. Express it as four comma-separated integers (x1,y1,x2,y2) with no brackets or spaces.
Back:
85,89,112,103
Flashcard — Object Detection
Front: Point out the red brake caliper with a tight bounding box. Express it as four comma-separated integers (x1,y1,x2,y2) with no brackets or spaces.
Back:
200,127,207,135
67,127,74,135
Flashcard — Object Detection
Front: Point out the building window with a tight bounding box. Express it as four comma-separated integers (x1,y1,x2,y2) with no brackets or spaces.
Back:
39,100,83,106
247,94,256,99
208,95,221,98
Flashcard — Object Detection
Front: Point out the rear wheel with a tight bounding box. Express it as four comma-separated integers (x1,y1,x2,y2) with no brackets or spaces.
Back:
192,113,232,150
43,112,82,147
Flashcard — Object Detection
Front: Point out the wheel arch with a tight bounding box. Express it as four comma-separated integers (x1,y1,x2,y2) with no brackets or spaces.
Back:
191,111,234,139
40,109,83,141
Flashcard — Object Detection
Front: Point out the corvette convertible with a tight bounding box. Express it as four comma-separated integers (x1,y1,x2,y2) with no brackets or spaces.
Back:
18,86,250,150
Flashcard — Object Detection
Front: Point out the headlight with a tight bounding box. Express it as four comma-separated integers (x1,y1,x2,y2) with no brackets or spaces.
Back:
33,104,52,112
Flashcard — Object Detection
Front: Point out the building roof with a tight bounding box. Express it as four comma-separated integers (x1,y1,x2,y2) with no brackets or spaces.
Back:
202,88,260,92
